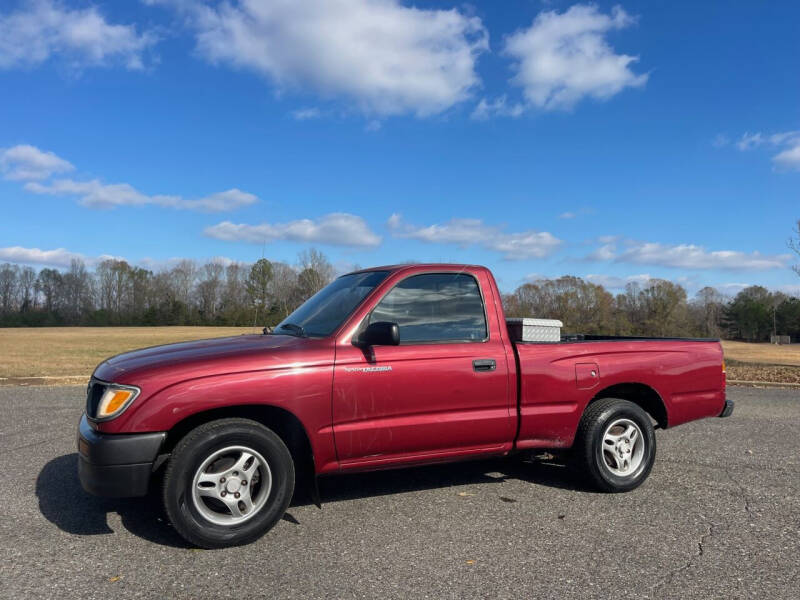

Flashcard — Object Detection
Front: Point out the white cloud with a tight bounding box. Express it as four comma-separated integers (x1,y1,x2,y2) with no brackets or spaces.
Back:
588,243,617,261
137,255,238,271
4,144,257,212
502,4,647,112
205,213,381,247
779,284,800,297
558,207,594,219
490,231,563,260
291,108,322,121
0,0,156,71
711,134,729,148
715,282,751,294
588,239,790,271
734,130,800,171
0,245,120,268
470,96,525,120
773,143,800,171
736,132,765,151
164,0,487,117
25,179,257,212
0,144,74,181
597,235,620,244
387,214,562,260
585,273,652,290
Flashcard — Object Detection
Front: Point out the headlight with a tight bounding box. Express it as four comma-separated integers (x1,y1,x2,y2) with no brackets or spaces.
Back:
87,380,140,421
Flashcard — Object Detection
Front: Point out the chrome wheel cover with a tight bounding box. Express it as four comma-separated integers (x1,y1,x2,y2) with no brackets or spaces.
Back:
191,445,272,526
600,418,645,477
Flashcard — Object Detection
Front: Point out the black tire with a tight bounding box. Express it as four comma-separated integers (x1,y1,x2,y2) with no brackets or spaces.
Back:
574,398,656,493
163,418,294,548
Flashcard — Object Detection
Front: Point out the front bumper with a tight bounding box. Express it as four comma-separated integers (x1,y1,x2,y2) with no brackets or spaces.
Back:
719,398,735,418
77,414,166,497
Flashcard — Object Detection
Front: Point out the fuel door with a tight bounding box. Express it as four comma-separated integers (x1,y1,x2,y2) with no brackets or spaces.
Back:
575,362,600,390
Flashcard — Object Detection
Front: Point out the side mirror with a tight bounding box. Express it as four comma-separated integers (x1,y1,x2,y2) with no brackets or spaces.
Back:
358,321,400,346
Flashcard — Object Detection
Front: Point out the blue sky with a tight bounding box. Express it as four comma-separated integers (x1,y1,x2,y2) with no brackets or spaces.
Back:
1,0,798,294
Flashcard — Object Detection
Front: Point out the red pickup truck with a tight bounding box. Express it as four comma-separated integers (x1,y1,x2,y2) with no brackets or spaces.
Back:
78,263,732,548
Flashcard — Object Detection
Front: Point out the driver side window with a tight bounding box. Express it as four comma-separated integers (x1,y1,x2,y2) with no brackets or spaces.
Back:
369,273,487,343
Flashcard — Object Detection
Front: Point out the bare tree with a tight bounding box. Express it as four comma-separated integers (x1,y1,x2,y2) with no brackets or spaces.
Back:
790,219,800,276
62,259,94,320
150,270,176,310
198,260,226,319
18,266,36,311
269,262,299,319
636,279,690,337
296,248,334,298
222,262,249,320
95,260,115,312
504,276,614,334
170,260,198,307
0,263,19,314
690,287,725,337
36,268,63,312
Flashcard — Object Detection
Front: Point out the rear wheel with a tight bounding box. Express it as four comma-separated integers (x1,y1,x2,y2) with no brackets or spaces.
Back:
574,398,656,492
163,418,294,548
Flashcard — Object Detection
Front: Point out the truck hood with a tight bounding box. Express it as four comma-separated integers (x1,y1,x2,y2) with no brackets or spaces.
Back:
93,333,333,393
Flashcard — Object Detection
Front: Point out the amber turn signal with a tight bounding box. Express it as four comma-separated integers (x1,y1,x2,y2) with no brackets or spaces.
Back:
97,387,138,419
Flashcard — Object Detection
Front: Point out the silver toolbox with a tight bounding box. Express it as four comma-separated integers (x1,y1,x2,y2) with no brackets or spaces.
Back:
506,318,563,343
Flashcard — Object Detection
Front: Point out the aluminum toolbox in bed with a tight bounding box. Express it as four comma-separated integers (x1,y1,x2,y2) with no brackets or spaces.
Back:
506,318,563,343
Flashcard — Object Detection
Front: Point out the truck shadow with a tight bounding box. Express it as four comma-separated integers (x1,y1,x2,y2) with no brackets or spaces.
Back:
304,456,585,507
36,454,190,548
37,453,587,548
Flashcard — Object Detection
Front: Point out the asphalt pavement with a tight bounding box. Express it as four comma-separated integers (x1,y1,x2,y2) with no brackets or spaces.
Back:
1,386,798,599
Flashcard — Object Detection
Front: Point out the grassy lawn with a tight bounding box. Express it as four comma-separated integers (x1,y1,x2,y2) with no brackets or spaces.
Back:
721,341,800,366
721,341,800,385
1,328,798,385
0,326,253,384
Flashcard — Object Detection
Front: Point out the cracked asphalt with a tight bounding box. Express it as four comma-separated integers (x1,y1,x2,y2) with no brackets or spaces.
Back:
1,386,798,599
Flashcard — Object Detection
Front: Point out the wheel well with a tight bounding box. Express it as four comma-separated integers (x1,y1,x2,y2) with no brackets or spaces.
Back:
161,405,315,474
589,383,668,429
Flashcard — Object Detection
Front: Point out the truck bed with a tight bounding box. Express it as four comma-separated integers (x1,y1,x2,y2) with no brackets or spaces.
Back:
510,337,726,451
558,334,720,343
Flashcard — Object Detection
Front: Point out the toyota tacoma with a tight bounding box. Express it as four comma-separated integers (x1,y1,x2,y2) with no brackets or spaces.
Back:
78,263,732,548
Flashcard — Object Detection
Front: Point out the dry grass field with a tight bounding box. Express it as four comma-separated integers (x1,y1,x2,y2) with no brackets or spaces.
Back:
721,341,800,385
0,326,253,384
721,340,800,366
1,328,799,386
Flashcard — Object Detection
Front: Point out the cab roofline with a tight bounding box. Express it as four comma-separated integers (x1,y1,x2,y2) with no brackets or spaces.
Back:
342,263,487,276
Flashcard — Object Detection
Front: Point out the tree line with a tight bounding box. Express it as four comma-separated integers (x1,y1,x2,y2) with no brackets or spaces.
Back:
503,276,800,342
0,253,798,341
0,249,335,328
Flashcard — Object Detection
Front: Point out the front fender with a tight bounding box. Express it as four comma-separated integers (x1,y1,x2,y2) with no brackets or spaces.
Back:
95,365,338,476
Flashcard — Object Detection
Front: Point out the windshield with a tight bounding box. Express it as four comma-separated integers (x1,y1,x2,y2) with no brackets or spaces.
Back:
274,270,390,338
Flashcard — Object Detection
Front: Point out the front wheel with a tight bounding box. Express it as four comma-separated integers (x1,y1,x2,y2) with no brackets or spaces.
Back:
163,418,295,548
574,398,656,493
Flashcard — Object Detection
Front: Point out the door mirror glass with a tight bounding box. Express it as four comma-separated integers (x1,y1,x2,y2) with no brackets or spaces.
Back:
358,321,400,346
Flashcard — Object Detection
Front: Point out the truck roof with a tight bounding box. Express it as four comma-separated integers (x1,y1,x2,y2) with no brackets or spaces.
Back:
347,263,488,275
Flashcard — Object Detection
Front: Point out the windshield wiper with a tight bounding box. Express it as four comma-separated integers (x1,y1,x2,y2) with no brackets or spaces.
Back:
276,322,306,337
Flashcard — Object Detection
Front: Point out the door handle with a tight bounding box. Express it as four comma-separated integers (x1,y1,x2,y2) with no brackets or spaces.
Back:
473,359,496,372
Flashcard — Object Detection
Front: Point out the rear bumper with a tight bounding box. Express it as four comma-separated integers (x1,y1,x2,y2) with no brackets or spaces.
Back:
77,414,166,497
719,398,734,418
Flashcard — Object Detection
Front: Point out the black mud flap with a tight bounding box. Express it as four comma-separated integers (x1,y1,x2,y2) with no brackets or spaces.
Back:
719,398,734,418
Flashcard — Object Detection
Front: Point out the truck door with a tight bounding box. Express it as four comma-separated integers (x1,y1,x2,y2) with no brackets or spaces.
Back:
332,272,513,467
